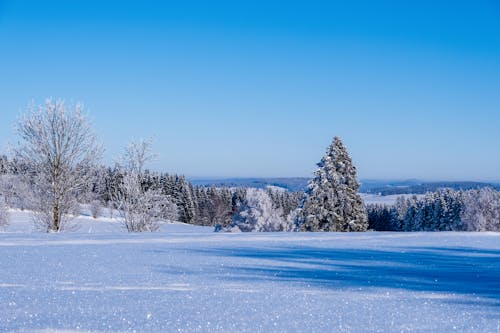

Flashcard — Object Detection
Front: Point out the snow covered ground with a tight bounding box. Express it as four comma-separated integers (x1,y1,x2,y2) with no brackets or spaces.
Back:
361,193,424,206
2,208,211,234
1,211,499,332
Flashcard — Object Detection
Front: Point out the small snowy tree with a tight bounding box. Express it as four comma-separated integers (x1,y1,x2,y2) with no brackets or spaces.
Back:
159,199,179,223
175,177,196,224
90,199,102,219
115,173,163,232
14,99,101,232
223,188,290,232
0,199,9,229
112,139,176,232
298,136,368,232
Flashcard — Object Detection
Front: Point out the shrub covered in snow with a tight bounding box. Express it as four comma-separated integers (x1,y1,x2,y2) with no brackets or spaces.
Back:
113,139,178,232
461,187,500,231
222,188,292,232
0,200,9,228
90,200,102,219
116,174,165,232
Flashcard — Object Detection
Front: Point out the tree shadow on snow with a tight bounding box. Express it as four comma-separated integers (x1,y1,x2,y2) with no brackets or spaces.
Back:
186,244,500,307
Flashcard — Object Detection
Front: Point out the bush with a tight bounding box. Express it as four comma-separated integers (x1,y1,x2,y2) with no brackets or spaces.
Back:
90,200,102,219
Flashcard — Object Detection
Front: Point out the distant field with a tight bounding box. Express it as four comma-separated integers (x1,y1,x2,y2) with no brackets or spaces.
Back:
190,177,310,192
360,193,424,205
189,177,500,195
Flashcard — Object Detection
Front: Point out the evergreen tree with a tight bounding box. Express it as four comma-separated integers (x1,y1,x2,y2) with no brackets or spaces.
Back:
176,176,196,224
299,136,368,231
367,204,395,231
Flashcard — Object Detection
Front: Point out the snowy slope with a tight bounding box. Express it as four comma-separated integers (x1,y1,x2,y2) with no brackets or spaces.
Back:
0,214,499,332
2,208,212,234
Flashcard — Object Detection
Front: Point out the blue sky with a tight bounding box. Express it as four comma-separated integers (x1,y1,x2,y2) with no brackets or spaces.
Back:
0,0,499,180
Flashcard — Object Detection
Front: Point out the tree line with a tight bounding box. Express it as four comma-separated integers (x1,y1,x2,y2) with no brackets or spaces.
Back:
0,99,498,232
0,149,303,232
367,188,500,231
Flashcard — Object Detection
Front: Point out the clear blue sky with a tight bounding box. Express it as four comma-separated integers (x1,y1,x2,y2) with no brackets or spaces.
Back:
0,0,499,180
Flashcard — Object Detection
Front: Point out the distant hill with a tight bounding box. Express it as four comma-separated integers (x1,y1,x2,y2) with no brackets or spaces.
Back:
189,178,309,192
190,177,500,194
359,180,500,195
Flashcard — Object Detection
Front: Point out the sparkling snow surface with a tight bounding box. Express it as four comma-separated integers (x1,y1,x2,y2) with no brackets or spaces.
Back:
1,210,499,332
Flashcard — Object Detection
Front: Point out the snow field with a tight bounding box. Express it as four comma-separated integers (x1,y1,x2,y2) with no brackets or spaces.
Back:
0,213,499,332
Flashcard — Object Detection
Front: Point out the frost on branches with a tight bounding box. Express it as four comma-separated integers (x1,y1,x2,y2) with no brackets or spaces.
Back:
298,136,368,232
14,99,102,232
461,187,500,231
112,139,178,232
0,199,9,228
223,188,292,232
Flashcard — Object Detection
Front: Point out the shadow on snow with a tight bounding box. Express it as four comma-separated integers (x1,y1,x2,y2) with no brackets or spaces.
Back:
183,244,500,307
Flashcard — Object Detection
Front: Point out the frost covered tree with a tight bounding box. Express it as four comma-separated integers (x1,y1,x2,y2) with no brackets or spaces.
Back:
90,200,102,219
298,136,368,231
0,174,31,210
14,99,101,232
113,139,177,232
366,204,394,231
368,190,467,232
0,199,9,228
461,188,500,231
0,155,8,174
223,188,291,232
195,187,232,226
266,188,303,220
176,177,196,224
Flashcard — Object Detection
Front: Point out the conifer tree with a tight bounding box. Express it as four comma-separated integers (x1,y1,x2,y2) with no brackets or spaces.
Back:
299,136,368,231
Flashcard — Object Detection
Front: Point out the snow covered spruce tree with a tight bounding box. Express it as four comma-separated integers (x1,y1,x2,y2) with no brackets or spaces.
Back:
14,99,101,232
222,188,292,232
298,136,368,232
112,139,177,232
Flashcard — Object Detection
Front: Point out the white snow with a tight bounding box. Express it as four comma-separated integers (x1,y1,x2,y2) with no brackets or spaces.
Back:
361,193,424,205
2,208,211,234
1,211,499,332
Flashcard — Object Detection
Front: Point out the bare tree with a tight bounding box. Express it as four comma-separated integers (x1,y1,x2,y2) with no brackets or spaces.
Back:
121,139,156,175
113,139,176,232
14,99,102,232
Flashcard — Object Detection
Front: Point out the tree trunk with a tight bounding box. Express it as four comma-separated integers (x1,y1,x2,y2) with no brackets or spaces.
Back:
53,203,59,232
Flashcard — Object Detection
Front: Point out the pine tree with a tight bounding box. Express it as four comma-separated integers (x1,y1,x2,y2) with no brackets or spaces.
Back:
299,136,368,231
176,176,196,224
